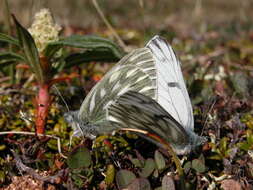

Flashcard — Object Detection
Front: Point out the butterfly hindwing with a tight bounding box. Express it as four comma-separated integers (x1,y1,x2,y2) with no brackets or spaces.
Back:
107,91,190,147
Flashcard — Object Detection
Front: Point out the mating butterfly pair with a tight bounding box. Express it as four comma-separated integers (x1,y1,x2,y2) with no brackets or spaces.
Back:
65,35,206,155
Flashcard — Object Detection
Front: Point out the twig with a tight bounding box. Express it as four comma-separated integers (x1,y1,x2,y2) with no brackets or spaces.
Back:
201,97,217,136
0,131,67,159
0,76,10,83
193,0,203,17
0,88,35,96
0,88,20,95
229,62,253,72
92,0,127,51
11,150,67,183
3,0,12,37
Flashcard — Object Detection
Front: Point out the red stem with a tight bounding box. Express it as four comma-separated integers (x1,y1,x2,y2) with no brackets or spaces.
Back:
34,55,78,135
35,83,51,135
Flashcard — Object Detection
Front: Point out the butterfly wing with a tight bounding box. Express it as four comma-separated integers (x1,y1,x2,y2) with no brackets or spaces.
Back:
77,48,157,130
146,36,194,131
107,91,192,154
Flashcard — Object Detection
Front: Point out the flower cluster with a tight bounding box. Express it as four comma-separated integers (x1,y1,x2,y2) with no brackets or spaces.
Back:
28,8,61,54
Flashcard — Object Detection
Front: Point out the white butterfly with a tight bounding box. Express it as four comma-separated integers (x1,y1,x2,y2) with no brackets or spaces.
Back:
65,35,206,155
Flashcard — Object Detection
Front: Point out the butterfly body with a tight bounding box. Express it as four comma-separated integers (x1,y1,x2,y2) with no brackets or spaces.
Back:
65,35,206,155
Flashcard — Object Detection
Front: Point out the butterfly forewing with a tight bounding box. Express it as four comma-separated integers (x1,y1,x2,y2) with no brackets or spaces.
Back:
146,36,194,130
78,48,157,126
107,91,190,149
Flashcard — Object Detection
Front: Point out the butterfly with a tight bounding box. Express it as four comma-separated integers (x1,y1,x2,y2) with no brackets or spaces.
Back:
64,35,206,155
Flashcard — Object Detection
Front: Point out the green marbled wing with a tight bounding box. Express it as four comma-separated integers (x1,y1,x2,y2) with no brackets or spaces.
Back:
78,48,157,127
107,91,191,154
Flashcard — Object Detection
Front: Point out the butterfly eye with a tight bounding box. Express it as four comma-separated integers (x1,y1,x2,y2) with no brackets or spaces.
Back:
64,113,73,123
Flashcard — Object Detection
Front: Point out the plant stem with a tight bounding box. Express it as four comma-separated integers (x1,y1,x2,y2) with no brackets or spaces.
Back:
35,83,51,135
164,142,186,190
92,0,127,51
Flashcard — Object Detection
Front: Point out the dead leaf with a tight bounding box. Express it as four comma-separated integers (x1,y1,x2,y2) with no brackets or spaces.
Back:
162,175,176,190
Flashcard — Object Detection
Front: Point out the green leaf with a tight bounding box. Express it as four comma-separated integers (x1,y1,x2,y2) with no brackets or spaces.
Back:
0,170,5,183
64,49,121,68
44,35,125,60
220,137,229,153
0,33,19,46
105,164,115,185
183,161,191,173
208,154,222,160
0,145,6,151
140,158,155,178
43,44,61,59
192,159,206,173
129,158,143,168
71,173,85,188
12,15,44,83
67,146,92,169
154,150,166,170
237,142,251,151
246,130,253,144
0,52,26,66
127,178,151,190
116,169,136,189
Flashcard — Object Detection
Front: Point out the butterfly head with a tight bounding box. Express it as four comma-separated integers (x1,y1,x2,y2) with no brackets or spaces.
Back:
64,110,79,124
64,111,85,136
64,111,97,139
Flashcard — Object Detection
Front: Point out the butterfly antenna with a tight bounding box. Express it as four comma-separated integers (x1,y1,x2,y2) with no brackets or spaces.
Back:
52,85,80,150
201,96,217,136
52,85,70,112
